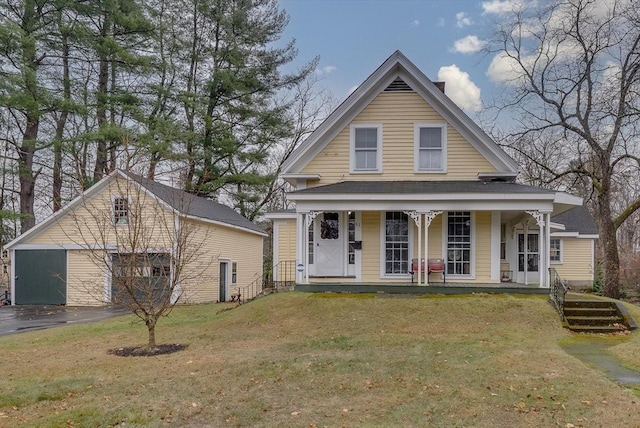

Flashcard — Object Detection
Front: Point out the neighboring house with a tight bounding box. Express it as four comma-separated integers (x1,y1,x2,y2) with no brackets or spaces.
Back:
5,170,265,305
267,51,598,288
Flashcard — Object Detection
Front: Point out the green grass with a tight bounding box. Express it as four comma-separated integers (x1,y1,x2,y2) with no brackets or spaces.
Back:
2,292,640,427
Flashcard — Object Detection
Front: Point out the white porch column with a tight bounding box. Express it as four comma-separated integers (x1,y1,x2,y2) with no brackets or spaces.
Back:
423,211,443,285
544,211,552,288
523,220,529,285
404,211,421,284
526,210,546,287
491,211,501,281
304,211,320,284
296,212,305,284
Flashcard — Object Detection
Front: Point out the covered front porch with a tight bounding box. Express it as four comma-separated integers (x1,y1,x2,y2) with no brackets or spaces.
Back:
286,180,582,289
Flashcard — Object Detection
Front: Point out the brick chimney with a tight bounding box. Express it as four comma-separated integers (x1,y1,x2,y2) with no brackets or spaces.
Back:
434,81,445,93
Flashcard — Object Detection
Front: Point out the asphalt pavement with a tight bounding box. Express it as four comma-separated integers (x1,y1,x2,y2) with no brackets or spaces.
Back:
0,305,130,337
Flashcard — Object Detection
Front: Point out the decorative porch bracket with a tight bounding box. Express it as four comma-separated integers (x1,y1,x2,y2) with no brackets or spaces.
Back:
305,211,321,229
403,210,421,227
525,210,544,228
424,210,443,227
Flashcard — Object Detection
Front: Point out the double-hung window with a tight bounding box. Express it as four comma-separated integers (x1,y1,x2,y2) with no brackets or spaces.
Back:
351,124,382,172
447,212,472,276
415,123,446,172
384,212,409,275
550,238,562,263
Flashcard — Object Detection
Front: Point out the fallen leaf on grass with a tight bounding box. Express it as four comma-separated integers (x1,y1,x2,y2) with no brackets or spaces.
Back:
291,411,301,416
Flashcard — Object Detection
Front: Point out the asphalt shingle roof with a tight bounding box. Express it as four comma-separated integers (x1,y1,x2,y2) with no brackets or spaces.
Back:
124,171,265,235
552,205,598,235
292,180,555,195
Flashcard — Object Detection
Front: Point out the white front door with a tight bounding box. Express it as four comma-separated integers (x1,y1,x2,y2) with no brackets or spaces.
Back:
314,212,344,276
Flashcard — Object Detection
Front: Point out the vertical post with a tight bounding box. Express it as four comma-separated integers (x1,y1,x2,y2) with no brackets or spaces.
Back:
423,214,428,285
523,221,529,285
545,212,551,288
296,212,304,284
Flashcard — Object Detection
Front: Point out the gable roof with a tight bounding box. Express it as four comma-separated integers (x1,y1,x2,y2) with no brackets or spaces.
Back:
282,50,520,175
6,170,265,249
551,205,598,236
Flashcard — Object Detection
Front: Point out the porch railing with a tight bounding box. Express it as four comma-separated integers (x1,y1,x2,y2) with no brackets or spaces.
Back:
236,260,296,304
549,267,569,320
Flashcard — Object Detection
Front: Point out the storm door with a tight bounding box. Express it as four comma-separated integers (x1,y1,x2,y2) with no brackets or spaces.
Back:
517,233,539,283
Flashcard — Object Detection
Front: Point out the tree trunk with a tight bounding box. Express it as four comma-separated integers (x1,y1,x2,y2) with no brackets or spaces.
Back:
595,190,620,298
93,10,110,183
146,317,157,349
53,36,71,212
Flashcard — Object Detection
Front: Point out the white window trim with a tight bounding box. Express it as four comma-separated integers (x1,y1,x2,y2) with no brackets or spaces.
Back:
441,211,476,279
379,211,413,279
414,123,447,173
231,261,238,284
550,238,563,264
350,123,383,174
111,195,131,226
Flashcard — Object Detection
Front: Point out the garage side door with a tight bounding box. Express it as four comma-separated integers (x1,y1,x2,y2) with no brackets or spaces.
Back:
15,250,67,305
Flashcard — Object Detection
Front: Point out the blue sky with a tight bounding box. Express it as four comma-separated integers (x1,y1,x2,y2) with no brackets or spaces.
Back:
278,0,522,116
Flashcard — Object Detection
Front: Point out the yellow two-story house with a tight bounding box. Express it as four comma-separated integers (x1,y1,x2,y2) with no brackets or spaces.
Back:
268,51,597,289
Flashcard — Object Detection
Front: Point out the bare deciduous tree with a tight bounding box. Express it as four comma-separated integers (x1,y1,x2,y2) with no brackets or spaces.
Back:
488,0,640,297
65,173,214,351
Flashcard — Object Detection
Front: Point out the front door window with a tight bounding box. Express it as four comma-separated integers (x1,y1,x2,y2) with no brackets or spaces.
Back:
320,212,339,239
518,234,539,272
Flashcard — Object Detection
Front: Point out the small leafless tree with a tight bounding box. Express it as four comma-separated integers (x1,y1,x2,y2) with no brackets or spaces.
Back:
488,0,640,298
65,174,214,351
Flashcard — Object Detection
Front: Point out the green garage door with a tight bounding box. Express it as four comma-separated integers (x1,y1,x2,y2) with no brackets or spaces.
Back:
15,250,67,305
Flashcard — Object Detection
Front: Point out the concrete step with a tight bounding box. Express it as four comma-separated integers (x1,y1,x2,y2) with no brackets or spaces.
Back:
564,307,618,317
565,315,624,326
564,300,617,309
566,324,628,333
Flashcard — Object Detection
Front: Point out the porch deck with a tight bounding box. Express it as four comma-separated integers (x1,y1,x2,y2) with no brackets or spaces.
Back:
295,282,550,296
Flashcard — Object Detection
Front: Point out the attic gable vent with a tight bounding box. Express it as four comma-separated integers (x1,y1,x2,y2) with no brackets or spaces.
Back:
384,77,413,92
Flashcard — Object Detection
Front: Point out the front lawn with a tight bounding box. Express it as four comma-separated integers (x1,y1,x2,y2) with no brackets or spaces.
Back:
1,292,640,427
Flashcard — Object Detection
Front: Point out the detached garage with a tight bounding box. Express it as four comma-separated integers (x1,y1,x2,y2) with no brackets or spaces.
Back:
5,169,265,306
14,249,67,305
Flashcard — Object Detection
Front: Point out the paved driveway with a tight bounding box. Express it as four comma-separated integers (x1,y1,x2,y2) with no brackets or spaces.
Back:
0,305,130,337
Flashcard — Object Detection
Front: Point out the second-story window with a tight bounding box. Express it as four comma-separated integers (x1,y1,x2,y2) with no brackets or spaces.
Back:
113,197,129,225
351,124,382,172
415,123,446,172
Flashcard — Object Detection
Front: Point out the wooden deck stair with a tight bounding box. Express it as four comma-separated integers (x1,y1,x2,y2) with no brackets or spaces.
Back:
563,299,637,333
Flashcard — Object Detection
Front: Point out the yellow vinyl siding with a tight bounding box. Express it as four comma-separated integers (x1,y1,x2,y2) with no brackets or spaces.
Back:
179,218,263,303
553,238,594,282
302,92,496,185
474,212,493,282
361,211,381,282
276,220,297,264
67,250,106,306
30,177,174,248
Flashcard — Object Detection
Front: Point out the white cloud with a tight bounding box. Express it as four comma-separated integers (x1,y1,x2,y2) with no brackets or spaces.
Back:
437,65,483,112
456,12,472,28
316,65,337,76
451,35,487,54
481,0,527,14
410,19,420,28
436,17,445,27
486,52,522,84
